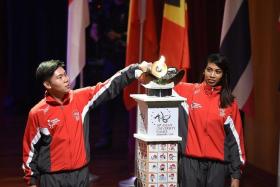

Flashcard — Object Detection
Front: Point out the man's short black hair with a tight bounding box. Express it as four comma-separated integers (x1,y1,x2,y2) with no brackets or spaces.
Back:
36,60,65,83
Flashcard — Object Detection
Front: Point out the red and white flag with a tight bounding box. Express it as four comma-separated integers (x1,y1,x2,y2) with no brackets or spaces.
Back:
67,0,90,86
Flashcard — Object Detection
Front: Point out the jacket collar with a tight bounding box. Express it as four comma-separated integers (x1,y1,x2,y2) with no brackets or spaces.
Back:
202,82,222,95
45,91,72,105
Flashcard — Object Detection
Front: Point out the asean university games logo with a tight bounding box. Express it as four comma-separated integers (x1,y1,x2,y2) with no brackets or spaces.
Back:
191,102,202,109
72,110,80,121
47,118,60,129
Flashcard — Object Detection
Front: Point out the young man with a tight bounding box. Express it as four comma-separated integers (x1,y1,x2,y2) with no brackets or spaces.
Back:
22,60,150,187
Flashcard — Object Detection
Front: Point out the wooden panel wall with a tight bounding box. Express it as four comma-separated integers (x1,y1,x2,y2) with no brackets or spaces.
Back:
246,0,280,175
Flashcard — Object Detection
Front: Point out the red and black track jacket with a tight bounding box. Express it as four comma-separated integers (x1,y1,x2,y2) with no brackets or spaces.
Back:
174,82,246,179
22,64,139,185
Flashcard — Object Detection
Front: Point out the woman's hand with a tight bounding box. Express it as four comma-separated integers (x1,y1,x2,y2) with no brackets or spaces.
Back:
231,178,240,187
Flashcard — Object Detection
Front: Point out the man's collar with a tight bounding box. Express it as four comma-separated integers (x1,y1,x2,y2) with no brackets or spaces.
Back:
45,91,71,105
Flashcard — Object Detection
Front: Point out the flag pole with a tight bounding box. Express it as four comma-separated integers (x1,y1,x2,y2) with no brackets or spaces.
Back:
137,0,146,93
134,1,147,186
80,70,84,87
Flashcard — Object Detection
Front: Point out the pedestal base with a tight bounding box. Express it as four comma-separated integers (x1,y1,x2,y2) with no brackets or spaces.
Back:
135,139,178,187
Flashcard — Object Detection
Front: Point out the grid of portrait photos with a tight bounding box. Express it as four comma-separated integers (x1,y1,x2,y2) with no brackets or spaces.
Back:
136,140,178,187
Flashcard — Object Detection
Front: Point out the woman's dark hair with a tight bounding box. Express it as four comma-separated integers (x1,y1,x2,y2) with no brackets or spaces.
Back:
36,60,65,83
203,53,234,108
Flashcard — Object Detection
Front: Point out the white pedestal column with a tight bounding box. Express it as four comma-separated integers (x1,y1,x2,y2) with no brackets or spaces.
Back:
131,94,185,187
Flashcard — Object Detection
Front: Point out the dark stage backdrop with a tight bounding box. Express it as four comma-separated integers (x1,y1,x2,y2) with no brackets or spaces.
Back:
187,0,225,82
1,0,225,114
2,0,68,114
0,0,5,110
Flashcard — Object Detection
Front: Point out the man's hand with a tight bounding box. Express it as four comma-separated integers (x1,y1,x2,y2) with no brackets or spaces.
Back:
138,61,152,73
231,178,240,187
29,185,37,187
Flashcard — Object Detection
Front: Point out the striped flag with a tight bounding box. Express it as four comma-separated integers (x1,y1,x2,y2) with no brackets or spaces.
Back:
67,0,90,86
220,0,254,115
160,0,190,81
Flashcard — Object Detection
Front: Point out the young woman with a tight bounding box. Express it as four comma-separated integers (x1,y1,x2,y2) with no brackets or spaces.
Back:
175,53,246,187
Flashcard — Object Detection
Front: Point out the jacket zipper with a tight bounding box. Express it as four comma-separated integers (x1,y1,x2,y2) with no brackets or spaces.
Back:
203,87,214,156
60,105,72,169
